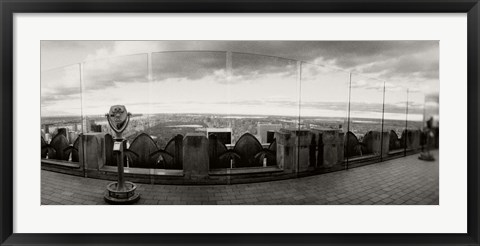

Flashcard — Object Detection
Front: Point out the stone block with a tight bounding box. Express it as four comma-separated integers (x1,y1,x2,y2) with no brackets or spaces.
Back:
364,131,389,157
363,131,379,155
295,130,312,172
274,130,296,172
337,132,345,162
380,131,390,157
406,130,421,150
183,133,209,178
78,133,106,170
276,129,311,173
311,129,345,168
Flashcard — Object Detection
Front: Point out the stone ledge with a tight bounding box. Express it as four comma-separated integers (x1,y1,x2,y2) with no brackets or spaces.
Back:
347,153,378,162
225,143,271,149
41,159,81,169
209,166,283,176
41,147,434,185
99,166,184,177
389,149,405,155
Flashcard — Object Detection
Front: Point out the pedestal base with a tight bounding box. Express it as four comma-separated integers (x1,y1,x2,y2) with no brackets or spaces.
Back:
104,181,140,204
418,152,435,161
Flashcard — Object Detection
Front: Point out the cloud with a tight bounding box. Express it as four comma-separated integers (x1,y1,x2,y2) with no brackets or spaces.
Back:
152,51,297,83
350,76,384,91
230,52,297,82
42,87,80,100
301,101,424,115
41,63,82,105
301,101,348,112
229,99,298,108
152,51,226,81
357,46,439,80
83,54,149,90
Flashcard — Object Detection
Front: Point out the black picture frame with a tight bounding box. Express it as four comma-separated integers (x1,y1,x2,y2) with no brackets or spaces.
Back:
1,1,479,245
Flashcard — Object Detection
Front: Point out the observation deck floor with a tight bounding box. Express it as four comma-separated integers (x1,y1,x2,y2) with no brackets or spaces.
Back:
41,151,439,205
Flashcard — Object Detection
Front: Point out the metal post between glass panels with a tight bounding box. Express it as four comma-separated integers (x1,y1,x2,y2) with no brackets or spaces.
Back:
79,62,86,177
297,60,302,176
380,81,386,162
346,72,352,170
404,89,409,157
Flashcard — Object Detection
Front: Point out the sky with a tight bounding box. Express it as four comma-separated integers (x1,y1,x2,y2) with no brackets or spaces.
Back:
40,41,439,121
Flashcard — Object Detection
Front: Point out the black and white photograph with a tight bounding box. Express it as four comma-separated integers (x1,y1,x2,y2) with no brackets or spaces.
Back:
40,40,439,205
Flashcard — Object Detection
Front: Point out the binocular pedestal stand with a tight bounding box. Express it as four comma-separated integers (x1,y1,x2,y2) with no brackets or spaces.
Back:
104,137,140,204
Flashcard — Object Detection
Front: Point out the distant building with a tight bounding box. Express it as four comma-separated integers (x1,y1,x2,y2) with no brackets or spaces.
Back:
82,118,88,135
257,123,282,143
266,130,276,144
207,128,232,145
86,119,102,132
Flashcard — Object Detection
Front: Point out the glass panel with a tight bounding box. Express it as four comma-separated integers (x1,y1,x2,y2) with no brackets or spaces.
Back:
346,74,384,159
300,63,349,131
82,54,149,170
407,90,425,131
423,93,439,150
149,51,228,148
82,54,149,141
424,93,439,128
299,63,349,170
41,64,82,161
383,84,408,153
230,52,299,145
406,90,425,151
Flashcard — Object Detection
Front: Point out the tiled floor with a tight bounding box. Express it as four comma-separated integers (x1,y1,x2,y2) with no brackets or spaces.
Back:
41,150,439,205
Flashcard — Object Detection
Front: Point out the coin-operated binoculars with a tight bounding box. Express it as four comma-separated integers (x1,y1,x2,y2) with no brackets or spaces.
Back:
104,105,140,204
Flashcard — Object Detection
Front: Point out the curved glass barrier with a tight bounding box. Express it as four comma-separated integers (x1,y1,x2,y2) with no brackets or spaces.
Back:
82,54,148,136
405,90,425,151
40,48,438,175
423,93,439,149
82,54,149,138
230,52,299,145
150,51,228,148
41,64,82,161
424,93,439,128
300,63,349,130
300,63,349,169
81,54,149,169
346,74,384,160
383,84,408,154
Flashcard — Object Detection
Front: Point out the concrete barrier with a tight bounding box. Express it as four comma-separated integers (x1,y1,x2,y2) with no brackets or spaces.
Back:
276,129,312,173
363,131,389,157
183,133,209,179
78,133,106,170
311,128,345,167
43,128,433,185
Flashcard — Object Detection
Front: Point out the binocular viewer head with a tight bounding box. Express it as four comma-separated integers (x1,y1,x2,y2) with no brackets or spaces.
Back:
106,105,131,134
